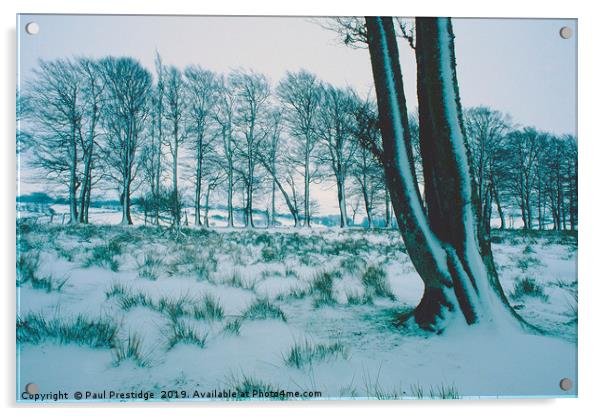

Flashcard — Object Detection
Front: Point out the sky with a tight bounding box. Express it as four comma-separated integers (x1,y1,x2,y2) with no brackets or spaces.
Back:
16,15,577,213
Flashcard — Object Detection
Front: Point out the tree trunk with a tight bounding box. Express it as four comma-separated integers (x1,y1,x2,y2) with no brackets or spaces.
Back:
385,187,391,228
172,132,180,228
303,138,311,227
366,16,524,331
194,128,204,226
204,188,211,227
270,166,277,227
492,181,505,230
68,123,78,224
336,176,348,227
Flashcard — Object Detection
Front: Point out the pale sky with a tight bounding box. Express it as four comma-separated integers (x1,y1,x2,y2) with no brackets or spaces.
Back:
16,15,577,214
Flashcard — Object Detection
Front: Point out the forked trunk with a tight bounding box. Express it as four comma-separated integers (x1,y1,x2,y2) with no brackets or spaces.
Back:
365,16,526,331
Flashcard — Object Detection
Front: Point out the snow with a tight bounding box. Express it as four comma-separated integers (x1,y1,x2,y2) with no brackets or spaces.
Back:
17,222,577,401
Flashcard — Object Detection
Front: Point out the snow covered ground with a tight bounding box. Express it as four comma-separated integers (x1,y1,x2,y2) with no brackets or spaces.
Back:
16,221,577,401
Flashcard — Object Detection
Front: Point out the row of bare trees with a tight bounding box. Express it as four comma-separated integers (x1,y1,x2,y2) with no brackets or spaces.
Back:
20,55,577,232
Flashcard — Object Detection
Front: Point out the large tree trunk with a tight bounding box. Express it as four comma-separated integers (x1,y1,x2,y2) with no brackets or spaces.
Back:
365,16,524,332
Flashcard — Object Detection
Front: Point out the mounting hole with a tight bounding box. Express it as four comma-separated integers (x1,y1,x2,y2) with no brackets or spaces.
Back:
559,26,572,39
559,378,573,391
25,22,40,35
25,383,39,395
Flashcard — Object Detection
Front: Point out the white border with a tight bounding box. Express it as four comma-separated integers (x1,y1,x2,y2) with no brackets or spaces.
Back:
2,1,600,415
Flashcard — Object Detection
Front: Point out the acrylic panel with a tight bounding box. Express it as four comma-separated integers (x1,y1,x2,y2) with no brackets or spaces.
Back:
16,14,578,402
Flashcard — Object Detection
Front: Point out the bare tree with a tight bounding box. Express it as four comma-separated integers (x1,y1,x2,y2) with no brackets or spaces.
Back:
277,70,322,226
77,58,104,223
25,59,82,224
506,128,541,230
231,69,271,228
365,16,528,331
315,85,359,227
145,52,167,225
257,111,301,227
464,106,511,237
565,135,578,230
164,66,187,227
214,77,236,227
99,57,152,225
350,133,384,229
184,66,219,226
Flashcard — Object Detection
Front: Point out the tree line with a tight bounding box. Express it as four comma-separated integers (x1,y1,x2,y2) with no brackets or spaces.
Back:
19,54,577,232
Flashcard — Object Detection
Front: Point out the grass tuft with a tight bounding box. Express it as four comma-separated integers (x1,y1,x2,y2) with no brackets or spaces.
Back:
310,270,338,306
192,294,224,321
243,298,287,322
226,373,281,400
511,276,549,301
223,319,242,336
284,339,348,368
136,252,164,280
85,239,123,271
167,321,207,350
17,313,118,348
361,265,395,300
112,333,150,367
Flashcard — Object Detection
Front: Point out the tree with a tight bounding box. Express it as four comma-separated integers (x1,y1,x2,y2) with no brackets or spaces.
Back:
99,57,152,225
184,66,219,226
365,16,526,331
26,59,84,224
144,52,167,225
464,106,511,235
277,71,322,227
315,85,359,227
214,77,237,227
257,111,301,227
231,69,271,228
565,135,578,230
506,128,541,230
164,66,187,227
77,58,104,224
